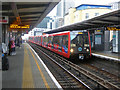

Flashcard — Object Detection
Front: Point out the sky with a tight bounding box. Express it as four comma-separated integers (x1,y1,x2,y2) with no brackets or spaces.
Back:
47,0,120,16
74,0,120,6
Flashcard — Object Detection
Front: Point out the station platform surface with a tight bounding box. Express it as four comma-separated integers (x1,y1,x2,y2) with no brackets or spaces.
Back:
2,43,62,89
92,51,120,62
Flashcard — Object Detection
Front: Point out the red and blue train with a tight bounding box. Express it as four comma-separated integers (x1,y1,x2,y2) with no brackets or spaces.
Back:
29,31,91,60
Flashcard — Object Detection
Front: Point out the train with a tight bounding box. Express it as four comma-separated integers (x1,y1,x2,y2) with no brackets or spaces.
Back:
29,31,91,60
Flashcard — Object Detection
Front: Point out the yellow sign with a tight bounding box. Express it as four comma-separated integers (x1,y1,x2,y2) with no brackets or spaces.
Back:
78,32,83,34
107,27,120,31
96,30,101,32
10,24,30,29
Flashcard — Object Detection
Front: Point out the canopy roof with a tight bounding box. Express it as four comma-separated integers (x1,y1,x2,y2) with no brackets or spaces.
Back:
45,9,120,34
1,0,60,31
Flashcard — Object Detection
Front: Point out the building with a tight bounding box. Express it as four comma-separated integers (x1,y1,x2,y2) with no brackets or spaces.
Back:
50,16,64,29
64,4,111,25
110,1,120,10
55,0,75,28
56,0,75,18
36,17,52,28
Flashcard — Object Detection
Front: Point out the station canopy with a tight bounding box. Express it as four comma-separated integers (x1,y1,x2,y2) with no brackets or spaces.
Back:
45,9,120,34
1,0,60,31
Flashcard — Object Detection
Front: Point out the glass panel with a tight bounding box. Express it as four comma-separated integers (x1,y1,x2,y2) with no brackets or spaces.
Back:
62,35,68,53
48,36,53,44
71,32,89,47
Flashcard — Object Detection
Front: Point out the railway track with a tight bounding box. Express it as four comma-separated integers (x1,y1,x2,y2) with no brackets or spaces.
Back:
87,58,120,78
29,43,120,89
78,63,120,88
29,43,90,89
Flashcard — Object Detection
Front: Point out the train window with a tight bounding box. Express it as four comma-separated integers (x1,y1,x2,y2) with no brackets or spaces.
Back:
71,34,77,47
45,36,48,44
39,37,41,44
83,35,89,46
37,37,38,43
77,35,84,46
62,35,68,48
71,32,89,47
43,37,45,44
36,37,37,42
44,37,47,44
52,36,61,45
34,37,36,42
53,36,58,44
37,37,39,43
48,36,53,44
38,37,39,43
59,36,62,47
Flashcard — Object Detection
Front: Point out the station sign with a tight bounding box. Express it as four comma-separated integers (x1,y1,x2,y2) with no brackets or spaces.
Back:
0,16,9,24
95,30,103,34
107,27,120,31
10,24,30,29
78,32,83,34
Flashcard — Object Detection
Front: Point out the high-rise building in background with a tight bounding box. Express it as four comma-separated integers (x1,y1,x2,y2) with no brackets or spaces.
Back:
38,0,120,30
36,17,52,28
109,1,120,10
53,0,75,28
56,0,75,18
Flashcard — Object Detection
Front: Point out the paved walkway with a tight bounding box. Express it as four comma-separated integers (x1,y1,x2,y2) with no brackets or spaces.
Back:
2,43,61,89
92,51,120,61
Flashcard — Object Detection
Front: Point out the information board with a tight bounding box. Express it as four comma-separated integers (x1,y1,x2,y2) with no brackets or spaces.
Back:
95,35,101,44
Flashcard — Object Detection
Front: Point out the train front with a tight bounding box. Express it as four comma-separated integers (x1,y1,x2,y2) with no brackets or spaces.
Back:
70,31,91,60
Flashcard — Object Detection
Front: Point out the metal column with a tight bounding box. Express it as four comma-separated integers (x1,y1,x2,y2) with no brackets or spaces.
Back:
0,1,2,90
118,31,120,53
104,31,110,51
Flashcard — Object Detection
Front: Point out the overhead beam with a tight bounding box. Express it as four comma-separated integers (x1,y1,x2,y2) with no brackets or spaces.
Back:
2,12,14,16
11,2,21,24
19,12,43,16
21,17,39,19
98,19,120,24
17,4,49,9
2,4,11,10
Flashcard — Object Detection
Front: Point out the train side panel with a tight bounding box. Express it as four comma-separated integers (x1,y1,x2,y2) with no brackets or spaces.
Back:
42,32,70,58
29,31,91,60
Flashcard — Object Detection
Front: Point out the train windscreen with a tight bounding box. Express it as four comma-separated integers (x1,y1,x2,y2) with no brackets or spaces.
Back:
70,31,89,47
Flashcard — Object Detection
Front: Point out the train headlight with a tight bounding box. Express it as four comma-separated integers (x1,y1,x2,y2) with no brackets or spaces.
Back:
86,49,89,52
70,49,74,53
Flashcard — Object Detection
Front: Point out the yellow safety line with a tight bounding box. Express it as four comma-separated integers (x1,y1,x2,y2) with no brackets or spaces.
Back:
28,46,50,89
22,45,34,88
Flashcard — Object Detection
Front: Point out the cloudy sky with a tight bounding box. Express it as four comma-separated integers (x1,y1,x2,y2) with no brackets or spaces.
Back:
74,0,120,6
48,0,120,16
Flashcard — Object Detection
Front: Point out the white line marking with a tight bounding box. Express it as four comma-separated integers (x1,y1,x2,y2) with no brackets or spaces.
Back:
27,43,62,89
92,53,120,62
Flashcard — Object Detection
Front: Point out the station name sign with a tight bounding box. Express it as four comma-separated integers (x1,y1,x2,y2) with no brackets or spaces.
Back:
107,27,120,31
0,16,9,24
10,24,30,29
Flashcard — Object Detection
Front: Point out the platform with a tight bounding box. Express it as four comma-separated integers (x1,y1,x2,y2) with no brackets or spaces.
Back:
2,43,62,89
92,51,120,62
